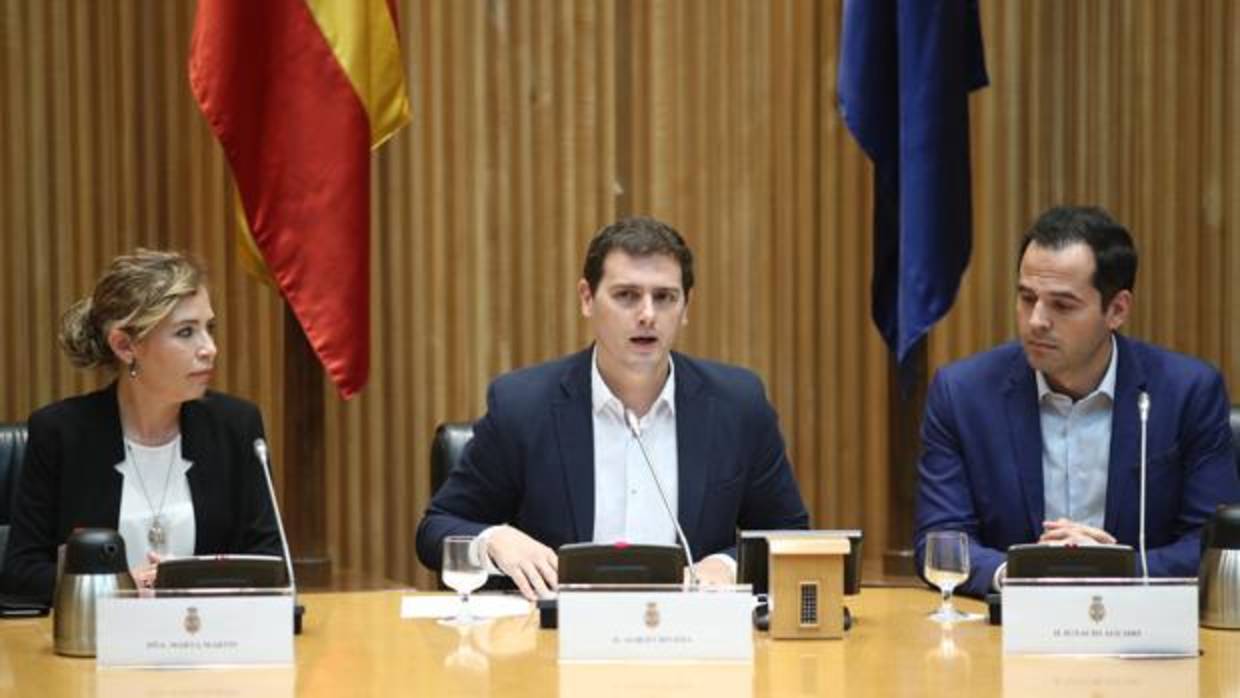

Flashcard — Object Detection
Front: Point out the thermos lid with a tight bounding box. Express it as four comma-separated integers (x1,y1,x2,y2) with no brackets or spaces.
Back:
1207,505,1240,550
62,528,129,575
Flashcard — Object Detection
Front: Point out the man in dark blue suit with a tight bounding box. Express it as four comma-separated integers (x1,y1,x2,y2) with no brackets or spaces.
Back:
915,206,1240,598
416,217,809,599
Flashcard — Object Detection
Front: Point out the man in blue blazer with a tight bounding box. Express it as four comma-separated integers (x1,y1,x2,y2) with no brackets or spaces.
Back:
416,217,809,599
915,206,1240,599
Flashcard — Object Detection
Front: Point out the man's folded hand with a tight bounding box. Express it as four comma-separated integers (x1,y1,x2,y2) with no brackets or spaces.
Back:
1039,518,1117,546
484,525,559,601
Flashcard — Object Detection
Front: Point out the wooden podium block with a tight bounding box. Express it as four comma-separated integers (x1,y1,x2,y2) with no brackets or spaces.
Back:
767,535,850,640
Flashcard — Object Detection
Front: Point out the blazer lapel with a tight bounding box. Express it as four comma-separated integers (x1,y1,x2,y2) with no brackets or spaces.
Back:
553,350,595,542
1003,355,1045,537
88,383,126,519
179,397,211,550
674,355,712,550
1104,335,1145,535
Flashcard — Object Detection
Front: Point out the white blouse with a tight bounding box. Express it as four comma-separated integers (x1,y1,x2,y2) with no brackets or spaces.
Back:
115,436,196,571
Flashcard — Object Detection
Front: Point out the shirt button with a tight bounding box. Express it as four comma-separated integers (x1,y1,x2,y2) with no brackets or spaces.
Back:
630,489,637,495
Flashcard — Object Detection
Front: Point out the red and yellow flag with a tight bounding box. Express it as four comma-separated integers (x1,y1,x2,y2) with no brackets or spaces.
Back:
189,0,410,398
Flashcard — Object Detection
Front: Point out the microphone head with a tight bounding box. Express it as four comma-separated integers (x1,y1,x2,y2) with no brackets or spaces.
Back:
1138,391,1150,416
253,438,269,462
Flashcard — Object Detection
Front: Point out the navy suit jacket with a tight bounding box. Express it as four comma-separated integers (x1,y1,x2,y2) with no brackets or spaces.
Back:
915,335,1240,598
415,349,809,571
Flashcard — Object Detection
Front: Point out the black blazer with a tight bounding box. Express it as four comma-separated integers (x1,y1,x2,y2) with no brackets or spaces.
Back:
1,383,282,602
415,349,810,571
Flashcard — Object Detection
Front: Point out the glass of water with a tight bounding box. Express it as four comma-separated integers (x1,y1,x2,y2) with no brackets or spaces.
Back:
440,535,488,626
924,531,981,623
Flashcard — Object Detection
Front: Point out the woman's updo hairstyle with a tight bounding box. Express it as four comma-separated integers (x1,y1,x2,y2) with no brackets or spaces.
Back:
59,249,205,368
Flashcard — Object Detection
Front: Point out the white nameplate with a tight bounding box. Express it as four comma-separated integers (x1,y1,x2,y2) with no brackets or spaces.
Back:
97,592,294,668
1003,578,1198,656
558,585,753,662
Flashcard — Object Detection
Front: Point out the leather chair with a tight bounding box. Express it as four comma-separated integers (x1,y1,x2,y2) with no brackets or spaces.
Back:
427,422,475,588
430,422,474,495
0,423,29,572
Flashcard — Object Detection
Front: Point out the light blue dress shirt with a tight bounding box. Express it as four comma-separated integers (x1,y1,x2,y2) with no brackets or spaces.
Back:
1037,335,1118,530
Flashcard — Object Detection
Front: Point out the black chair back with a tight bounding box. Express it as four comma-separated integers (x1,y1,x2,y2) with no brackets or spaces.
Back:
0,423,29,571
1230,406,1240,478
430,422,474,495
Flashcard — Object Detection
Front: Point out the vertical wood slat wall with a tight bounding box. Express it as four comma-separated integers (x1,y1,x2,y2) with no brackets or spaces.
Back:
0,0,288,486
1,1,1237,588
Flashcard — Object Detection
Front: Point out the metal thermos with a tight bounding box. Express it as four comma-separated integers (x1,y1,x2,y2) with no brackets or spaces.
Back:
1200,505,1240,629
52,528,135,656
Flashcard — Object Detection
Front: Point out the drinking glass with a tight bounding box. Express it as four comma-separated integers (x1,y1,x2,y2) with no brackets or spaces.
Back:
440,535,488,626
924,531,981,623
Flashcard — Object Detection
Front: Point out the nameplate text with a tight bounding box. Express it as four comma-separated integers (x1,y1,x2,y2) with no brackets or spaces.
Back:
558,586,753,662
96,592,294,668
1003,578,1197,656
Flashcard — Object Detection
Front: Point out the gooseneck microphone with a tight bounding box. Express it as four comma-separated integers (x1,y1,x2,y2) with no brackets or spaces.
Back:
254,439,297,592
624,411,701,588
1137,392,1151,581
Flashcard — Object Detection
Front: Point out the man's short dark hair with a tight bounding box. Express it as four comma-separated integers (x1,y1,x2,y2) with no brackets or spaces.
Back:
1018,205,1138,307
582,216,695,295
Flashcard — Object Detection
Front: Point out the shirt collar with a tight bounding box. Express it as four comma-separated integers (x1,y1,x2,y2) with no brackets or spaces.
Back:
590,347,677,417
1036,333,1118,403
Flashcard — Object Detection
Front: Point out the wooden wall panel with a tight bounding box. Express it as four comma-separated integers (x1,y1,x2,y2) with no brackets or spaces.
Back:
2,0,1238,590
0,0,289,519
938,1,1240,379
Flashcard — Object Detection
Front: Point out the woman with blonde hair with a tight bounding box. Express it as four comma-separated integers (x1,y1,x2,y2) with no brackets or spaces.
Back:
2,249,281,601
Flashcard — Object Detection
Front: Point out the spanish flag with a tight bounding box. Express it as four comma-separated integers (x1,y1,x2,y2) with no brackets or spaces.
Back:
188,0,410,398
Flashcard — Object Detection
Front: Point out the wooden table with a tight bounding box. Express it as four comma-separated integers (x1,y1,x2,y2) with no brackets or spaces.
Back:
1,588,1237,697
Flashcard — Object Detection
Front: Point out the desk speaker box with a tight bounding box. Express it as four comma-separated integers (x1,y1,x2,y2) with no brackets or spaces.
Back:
766,535,850,640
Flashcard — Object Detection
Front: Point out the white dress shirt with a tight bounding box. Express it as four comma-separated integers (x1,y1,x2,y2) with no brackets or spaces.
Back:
116,436,196,571
590,350,679,546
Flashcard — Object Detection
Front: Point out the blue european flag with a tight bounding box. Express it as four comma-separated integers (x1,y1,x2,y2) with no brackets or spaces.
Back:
838,0,988,379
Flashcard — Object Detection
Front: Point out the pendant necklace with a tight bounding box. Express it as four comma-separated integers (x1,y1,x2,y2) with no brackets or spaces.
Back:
124,437,178,554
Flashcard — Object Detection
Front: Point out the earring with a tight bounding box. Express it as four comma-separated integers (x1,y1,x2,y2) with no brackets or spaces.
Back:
128,360,139,378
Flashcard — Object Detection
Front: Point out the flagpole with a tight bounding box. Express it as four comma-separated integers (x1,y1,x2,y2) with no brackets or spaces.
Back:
282,306,332,587
884,339,928,579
